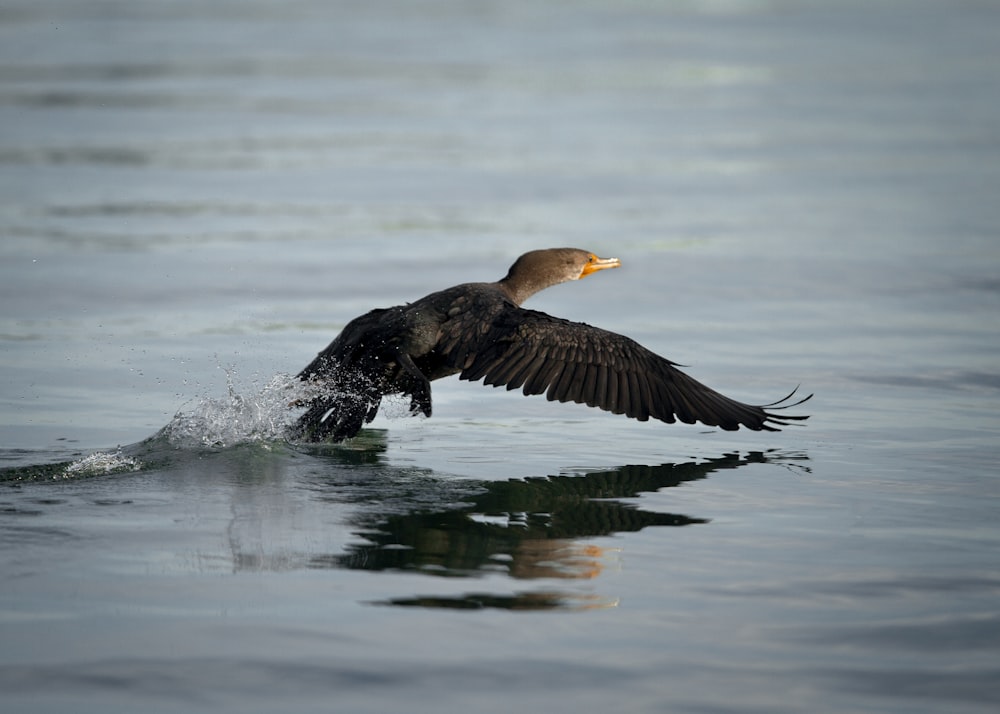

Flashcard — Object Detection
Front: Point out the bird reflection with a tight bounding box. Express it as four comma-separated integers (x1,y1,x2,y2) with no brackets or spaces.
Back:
317,461,715,575
296,444,808,610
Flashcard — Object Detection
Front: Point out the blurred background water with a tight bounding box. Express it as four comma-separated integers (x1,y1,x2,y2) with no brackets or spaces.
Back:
2,1,999,712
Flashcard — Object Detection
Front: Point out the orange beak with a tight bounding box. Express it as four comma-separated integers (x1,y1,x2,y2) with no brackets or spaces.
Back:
580,254,622,278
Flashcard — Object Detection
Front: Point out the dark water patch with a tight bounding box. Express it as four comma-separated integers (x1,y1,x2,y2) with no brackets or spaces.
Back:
371,590,616,611
0,460,78,483
0,503,44,516
0,523,78,547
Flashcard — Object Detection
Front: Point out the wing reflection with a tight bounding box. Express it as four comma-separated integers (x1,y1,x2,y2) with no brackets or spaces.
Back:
296,448,808,610
316,461,719,576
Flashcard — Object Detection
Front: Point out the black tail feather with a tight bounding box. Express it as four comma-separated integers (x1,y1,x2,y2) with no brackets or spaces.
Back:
759,387,812,431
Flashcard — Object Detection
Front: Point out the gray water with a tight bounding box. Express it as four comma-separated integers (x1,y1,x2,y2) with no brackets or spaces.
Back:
2,1,1000,712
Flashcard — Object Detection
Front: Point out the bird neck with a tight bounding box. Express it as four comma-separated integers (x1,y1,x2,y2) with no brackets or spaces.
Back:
497,274,558,306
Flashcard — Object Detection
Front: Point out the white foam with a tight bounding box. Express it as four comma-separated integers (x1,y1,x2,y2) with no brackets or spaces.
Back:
161,371,306,448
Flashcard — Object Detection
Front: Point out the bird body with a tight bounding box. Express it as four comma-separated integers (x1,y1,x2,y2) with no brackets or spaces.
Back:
291,248,809,442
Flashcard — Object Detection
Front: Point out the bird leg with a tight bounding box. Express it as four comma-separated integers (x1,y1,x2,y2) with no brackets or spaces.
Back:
396,351,433,417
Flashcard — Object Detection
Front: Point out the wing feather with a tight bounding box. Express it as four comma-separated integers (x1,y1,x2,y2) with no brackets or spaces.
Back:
503,348,540,391
440,306,810,431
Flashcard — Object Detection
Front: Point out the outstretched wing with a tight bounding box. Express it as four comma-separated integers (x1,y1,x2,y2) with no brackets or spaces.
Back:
441,306,810,431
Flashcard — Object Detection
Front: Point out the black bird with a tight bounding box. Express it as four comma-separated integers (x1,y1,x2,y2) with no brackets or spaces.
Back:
291,248,810,442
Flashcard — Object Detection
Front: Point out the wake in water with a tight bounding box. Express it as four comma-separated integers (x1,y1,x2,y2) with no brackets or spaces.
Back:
0,445,145,482
63,449,143,477
1,370,329,481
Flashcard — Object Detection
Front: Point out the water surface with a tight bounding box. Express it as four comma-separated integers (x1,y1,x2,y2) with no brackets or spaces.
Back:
2,1,999,712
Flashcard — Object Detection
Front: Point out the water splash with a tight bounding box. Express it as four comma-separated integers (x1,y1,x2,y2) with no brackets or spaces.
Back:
1,371,310,481
160,371,306,448
1,369,386,482
64,448,142,477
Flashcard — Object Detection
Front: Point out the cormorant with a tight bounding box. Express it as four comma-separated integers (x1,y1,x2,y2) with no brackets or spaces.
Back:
291,248,810,442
